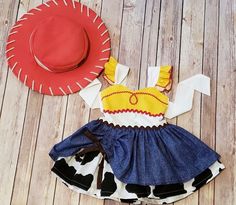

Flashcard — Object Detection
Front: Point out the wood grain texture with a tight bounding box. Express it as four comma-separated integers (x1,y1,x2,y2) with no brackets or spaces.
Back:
0,0,235,205
174,0,205,205
156,0,182,128
199,0,219,204
215,0,236,205
119,0,146,89
9,1,45,204
139,0,161,89
0,1,28,205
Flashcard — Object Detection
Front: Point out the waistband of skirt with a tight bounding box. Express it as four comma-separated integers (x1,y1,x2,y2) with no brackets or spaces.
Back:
97,118,169,130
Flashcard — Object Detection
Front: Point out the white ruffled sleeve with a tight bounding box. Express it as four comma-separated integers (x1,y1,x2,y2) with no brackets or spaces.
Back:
79,57,130,109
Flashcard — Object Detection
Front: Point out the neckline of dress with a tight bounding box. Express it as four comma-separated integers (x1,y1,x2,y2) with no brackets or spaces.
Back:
112,84,167,95
104,84,169,104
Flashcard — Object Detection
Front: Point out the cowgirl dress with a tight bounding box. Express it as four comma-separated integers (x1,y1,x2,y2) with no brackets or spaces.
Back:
49,58,224,204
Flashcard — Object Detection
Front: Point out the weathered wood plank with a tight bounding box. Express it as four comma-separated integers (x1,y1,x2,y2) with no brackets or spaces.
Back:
139,0,161,89
53,96,89,205
138,1,161,204
26,96,67,205
0,0,19,110
215,0,236,204
0,69,28,205
101,0,124,59
104,200,127,205
199,0,219,204
156,0,183,128
80,194,104,205
90,0,124,120
147,1,183,205
0,1,31,205
10,92,44,205
116,0,146,203
10,1,44,205
0,0,20,101
119,0,146,89
174,0,205,205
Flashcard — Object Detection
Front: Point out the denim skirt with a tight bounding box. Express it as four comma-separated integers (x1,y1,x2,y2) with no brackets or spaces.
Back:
49,119,221,186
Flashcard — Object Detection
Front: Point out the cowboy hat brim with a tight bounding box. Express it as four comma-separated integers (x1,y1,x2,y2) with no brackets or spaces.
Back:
6,0,111,95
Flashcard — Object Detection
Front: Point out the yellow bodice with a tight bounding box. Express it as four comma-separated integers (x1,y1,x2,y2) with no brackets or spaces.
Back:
100,85,169,117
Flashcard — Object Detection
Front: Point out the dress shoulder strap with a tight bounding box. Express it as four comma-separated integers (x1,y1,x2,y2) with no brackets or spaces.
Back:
79,57,130,109
147,65,173,92
103,57,130,85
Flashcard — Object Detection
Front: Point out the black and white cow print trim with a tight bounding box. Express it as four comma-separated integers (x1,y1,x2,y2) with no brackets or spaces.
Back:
51,151,224,204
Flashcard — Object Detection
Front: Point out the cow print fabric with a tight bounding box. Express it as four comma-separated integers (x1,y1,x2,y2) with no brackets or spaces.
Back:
51,152,224,204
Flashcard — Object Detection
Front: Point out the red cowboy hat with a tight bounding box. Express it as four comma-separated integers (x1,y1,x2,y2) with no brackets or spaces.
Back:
5,0,111,95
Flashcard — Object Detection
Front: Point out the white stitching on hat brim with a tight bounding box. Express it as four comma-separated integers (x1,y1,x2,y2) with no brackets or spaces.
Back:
6,40,16,45
43,2,50,7
5,0,111,96
67,85,73,94
63,0,68,6
5,47,15,53
59,87,67,95
24,75,28,85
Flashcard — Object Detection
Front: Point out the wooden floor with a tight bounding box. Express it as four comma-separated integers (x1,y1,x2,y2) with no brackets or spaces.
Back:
0,0,235,205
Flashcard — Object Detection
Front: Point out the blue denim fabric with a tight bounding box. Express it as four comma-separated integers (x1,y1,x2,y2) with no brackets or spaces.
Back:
49,119,220,185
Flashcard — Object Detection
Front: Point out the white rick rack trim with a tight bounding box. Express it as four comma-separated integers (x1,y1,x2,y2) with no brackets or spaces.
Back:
100,113,167,128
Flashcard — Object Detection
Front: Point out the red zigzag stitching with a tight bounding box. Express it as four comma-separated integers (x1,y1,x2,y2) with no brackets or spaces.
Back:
103,109,165,117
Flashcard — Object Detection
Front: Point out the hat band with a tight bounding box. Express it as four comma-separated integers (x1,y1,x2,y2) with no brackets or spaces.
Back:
34,55,53,72
34,55,79,73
